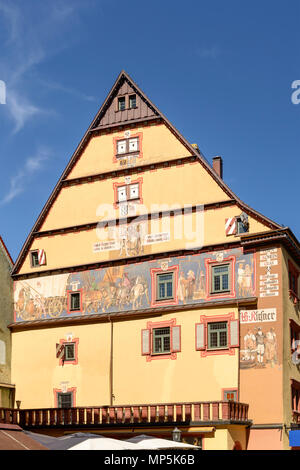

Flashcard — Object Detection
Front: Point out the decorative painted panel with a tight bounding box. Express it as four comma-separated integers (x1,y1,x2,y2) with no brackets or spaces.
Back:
14,248,255,323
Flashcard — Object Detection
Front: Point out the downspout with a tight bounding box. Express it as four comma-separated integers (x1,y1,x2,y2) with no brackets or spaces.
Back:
109,315,114,406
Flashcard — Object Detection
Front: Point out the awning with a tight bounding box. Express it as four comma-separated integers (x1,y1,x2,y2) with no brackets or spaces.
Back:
289,430,300,447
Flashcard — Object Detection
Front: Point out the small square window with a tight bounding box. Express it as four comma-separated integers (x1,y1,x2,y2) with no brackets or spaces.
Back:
129,94,136,108
211,264,230,294
118,96,126,111
117,186,127,202
129,183,139,200
31,251,39,267
236,218,248,234
129,137,138,152
208,321,228,349
117,140,127,154
70,292,81,311
64,343,75,361
223,390,237,401
57,392,73,409
156,272,174,301
153,327,171,354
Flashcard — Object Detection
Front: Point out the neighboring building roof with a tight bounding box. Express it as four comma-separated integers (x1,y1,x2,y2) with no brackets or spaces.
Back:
0,234,13,268
0,424,48,450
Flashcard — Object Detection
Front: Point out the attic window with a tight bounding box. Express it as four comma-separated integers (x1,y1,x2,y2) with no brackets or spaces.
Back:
118,96,126,111
30,250,39,267
129,94,136,109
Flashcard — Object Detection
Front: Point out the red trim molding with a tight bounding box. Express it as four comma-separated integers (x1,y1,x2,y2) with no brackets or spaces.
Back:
144,318,179,362
205,255,236,301
150,265,179,308
67,289,83,314
58,337,79,366
197,312,236,357
113,177,143,208
53,387,77,407
113,132,143,163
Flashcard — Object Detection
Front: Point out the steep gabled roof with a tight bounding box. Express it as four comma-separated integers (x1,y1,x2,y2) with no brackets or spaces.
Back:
12,70,282,276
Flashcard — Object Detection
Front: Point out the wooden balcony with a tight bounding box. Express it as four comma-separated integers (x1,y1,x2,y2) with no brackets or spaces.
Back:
0,401,250,429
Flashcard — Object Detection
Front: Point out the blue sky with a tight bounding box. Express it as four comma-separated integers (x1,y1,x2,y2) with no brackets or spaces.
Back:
0,0,299,262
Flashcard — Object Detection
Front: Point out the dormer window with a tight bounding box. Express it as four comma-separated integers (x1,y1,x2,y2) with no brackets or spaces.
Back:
118,96,126,111
129,94,136,109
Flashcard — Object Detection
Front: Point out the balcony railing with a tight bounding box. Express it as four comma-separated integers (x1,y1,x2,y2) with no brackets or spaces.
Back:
0,401,249,428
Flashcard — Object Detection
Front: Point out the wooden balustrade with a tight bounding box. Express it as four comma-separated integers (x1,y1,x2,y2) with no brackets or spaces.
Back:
0,401,249,428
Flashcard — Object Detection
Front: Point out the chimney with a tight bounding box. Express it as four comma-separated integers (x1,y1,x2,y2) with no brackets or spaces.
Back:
212,156,223,179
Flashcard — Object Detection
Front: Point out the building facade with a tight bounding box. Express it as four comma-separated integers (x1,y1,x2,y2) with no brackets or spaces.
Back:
9,71,300,450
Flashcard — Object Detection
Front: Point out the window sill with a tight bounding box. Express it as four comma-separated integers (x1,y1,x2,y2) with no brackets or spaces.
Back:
115,107,138,113
117,197,141,205
210,291,231,296
116,151,140,158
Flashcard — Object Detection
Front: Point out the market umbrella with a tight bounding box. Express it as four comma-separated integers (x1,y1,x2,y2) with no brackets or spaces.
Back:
68,435,138,450
126,434,199,450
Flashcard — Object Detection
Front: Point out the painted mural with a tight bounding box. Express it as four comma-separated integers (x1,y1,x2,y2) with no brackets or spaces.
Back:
14,248,255,322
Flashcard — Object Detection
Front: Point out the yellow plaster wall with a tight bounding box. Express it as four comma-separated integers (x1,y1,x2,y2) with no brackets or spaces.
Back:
19,206,268,274
11,323,111,409
66,124,193,180
204,429,229,450
41,162,231,232
11,307,239,409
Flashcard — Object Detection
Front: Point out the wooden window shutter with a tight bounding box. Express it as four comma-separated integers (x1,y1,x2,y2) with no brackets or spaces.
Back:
229,319,239,348
141,329,151,355
195,323,206,350
171,326,181,353
38,249,46,265
225,217,237,236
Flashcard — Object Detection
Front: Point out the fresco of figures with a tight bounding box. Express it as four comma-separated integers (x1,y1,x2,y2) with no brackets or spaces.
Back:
240,326,279,368
14,248,255,322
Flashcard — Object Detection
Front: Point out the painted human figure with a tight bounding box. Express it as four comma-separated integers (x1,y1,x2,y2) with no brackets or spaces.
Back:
265,328,278,366
119,227,129,257
237,262,245,296
243,329,256,361
255,328,266,366
244,261,254,296
178,271,186,303
187,270,196,300
199,270,205,292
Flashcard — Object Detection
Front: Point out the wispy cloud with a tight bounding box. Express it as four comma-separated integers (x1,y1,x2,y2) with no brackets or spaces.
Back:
0,0,93,133
6,90,42,134
196,46,220,59
0,147,51,205
0,1,20,45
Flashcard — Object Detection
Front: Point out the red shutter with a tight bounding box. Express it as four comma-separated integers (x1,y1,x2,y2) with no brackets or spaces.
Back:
225,218,237,236
229,319,239,348
38,249,46,265
141,329,151,355
171,326,181,353
195,323,206,350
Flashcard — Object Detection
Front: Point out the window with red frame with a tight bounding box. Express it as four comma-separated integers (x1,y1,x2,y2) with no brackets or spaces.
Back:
195,314,239,356
117,183,140,203
116,136,139,157
141,321,181,358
